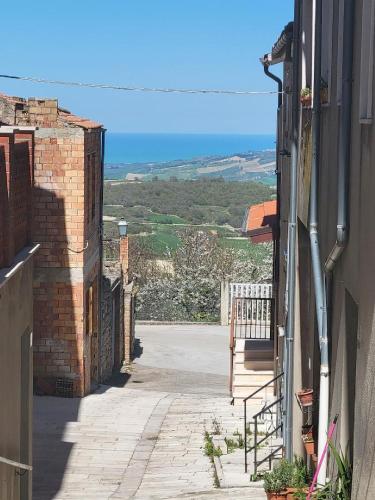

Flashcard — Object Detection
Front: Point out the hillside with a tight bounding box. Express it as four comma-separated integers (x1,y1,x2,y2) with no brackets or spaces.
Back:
103,178,275,256
104,150,276,185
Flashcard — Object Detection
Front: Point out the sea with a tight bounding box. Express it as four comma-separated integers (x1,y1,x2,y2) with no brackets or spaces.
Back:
104,133,276,165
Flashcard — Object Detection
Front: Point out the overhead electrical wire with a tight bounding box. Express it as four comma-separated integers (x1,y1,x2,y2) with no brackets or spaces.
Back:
0,73,283,96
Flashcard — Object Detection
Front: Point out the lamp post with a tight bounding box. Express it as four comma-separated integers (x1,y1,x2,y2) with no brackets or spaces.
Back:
117,218,134,367
117,219,129,284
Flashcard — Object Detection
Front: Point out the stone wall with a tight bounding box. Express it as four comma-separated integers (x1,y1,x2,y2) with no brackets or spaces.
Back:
101,260,124,382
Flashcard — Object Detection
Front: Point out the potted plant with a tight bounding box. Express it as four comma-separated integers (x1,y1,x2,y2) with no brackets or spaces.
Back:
300,87,312,107
297,388,313,407
263,459,293,499
286,457,310,499
302,432,315,455
302,425,313,440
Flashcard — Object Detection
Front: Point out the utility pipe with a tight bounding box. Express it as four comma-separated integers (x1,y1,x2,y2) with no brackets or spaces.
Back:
309,0,329,486
324,0,354,273
263,65,282,109
284,0,301,462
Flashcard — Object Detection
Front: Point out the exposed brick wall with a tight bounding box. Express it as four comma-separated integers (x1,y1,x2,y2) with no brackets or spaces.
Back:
33,128,86,269
33,280,84,396
0,93,103,397
0,131,33,268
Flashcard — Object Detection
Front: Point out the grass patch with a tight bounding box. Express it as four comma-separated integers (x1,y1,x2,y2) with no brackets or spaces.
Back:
147,213,187,224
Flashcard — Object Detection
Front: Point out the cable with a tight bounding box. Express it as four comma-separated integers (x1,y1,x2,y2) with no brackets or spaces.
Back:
0,73,283,96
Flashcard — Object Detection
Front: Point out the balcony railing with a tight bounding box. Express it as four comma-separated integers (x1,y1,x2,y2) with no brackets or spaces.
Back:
232,296,273,340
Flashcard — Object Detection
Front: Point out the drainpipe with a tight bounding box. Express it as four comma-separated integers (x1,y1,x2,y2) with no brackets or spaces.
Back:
284,0,301,462
263,65,282,109
325,0,354,273
309,0,329,486
262,62,282,378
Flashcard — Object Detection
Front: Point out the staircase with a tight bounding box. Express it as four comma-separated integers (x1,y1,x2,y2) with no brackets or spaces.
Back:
232,339,274,404
229,295,275,405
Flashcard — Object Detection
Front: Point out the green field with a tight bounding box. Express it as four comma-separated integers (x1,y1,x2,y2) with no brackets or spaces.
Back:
103,178,275,257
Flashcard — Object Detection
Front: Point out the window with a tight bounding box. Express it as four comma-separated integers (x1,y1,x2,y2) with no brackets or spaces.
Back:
359,0,375,123
321,0,334,104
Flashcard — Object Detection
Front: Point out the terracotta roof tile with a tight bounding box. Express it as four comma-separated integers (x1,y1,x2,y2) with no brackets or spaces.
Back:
58,110,102,129
245,200,277,232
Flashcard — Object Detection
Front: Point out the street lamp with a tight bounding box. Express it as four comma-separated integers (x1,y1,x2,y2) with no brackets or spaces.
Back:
117,219,128,238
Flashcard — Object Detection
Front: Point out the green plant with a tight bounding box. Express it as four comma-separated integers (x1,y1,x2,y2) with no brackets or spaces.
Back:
204,432,223,458
211,418,222,435
263,459,293,493
291,456,310,488
301,87,312,98
224,437,238,454
313,441,352,499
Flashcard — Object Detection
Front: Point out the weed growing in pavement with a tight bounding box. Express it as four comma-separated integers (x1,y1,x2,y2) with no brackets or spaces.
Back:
204,432,223,458
211,418,222,435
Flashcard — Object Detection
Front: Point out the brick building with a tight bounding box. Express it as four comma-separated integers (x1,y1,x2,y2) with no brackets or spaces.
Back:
0,93,104,397
0,126,38,499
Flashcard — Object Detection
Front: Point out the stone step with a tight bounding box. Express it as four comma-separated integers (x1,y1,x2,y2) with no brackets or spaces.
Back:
233,374,275,388
232,365,274,376
232,385,273,400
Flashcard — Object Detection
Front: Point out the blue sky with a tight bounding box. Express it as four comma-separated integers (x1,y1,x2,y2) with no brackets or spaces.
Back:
0,1,293,134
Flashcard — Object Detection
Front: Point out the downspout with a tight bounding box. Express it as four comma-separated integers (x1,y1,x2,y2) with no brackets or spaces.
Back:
263,65,282,109
309,0,329,486
98,128,106,382
285,0,301,462
262,63,282,374
325,0,354,273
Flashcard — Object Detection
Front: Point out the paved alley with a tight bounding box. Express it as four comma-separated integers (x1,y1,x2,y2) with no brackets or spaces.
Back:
33,324,266,500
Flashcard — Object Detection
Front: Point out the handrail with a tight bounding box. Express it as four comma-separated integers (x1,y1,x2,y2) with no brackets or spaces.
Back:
244,372,284,474
0,455,32,472
243,371,284,403
256,444,283,471
247,421,283,453
253,396,283,420
229,300,236,394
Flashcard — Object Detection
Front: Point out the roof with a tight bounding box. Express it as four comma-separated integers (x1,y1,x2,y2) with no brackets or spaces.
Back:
242,200,277,243
58,110,102,130
0,92,102,130
260,21,293,66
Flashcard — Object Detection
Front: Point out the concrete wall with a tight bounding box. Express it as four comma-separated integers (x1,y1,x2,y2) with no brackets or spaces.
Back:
0,251,34,500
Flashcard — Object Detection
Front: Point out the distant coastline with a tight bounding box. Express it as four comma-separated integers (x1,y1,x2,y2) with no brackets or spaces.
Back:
104,132,276,165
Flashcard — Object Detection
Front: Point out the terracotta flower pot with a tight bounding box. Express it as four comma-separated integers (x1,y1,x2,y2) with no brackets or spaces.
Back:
304,439,315,455
286,487,309,499
266,492,288,500
297,389,313,406
300,95,312,107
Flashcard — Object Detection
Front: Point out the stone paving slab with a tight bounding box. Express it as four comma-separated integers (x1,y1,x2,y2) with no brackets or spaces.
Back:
33,324,269,499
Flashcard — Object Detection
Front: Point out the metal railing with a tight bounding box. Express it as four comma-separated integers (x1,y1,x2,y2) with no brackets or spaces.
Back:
229,297,275,395
244,372,284,475
233,297,273,340
0,455,32,474
229,283,273,321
